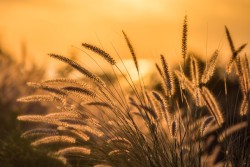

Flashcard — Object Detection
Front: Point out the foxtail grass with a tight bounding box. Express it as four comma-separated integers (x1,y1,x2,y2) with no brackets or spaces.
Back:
17,16,250,167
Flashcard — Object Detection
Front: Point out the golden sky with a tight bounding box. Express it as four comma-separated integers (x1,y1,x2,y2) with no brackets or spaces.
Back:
0,0,250,66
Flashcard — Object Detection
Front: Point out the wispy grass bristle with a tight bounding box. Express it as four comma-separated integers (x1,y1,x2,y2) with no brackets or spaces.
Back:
86,101,113,109
21,128,59,138
56,146,91,156
240,95,248,116
201,50,219,84
225,26,235,53
18,115,69,127
107,137,132,147
160,54,175,97
182,15,188,60
49,53,105,86
202,87,224,126
31,135,76,146
195,87,203,107
45,112,84,120
62,86,96,98
108,149,129,156
27,82,67,96
94,164,112,167
225,26,247,74
190,56,200,86
235,43,247,56
82,43,116,65
170,120,177,138
17,95,54,103
155,63,163,77
42,78,89,88
122,31,138,71
140,104,158,120
152,91,166,119
200,116,214,134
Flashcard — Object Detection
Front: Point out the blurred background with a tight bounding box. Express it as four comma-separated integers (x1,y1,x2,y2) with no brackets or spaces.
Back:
0,0,250,68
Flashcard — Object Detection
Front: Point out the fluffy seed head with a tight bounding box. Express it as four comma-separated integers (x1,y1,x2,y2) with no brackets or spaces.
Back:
201,50,219,84
200,116,214,134
182,15,188,60
31,135,76,146
170,120,177,138
82,43,116,65
160,54,175,97
62,86,96,98
56,146,91,155
49,53,105,86
108,149,129,156
122,31,138,71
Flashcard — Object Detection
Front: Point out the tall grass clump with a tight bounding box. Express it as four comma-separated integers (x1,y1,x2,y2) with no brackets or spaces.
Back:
17,17,250,167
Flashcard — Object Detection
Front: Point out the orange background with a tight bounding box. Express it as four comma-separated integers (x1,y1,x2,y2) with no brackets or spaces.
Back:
0,0,249,67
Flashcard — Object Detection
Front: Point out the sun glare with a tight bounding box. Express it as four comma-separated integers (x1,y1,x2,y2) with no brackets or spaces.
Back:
116,59,154,82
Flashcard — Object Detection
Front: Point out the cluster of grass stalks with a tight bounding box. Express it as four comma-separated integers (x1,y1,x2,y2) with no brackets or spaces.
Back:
18,17,250,167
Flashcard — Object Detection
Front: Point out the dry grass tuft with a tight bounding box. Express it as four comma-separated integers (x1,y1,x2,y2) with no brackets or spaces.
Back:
17,16,250,167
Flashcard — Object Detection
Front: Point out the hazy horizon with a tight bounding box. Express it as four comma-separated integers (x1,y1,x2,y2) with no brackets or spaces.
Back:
0,0,250,66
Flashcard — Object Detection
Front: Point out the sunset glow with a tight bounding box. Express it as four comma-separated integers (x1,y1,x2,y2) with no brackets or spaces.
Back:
0,1,249,65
